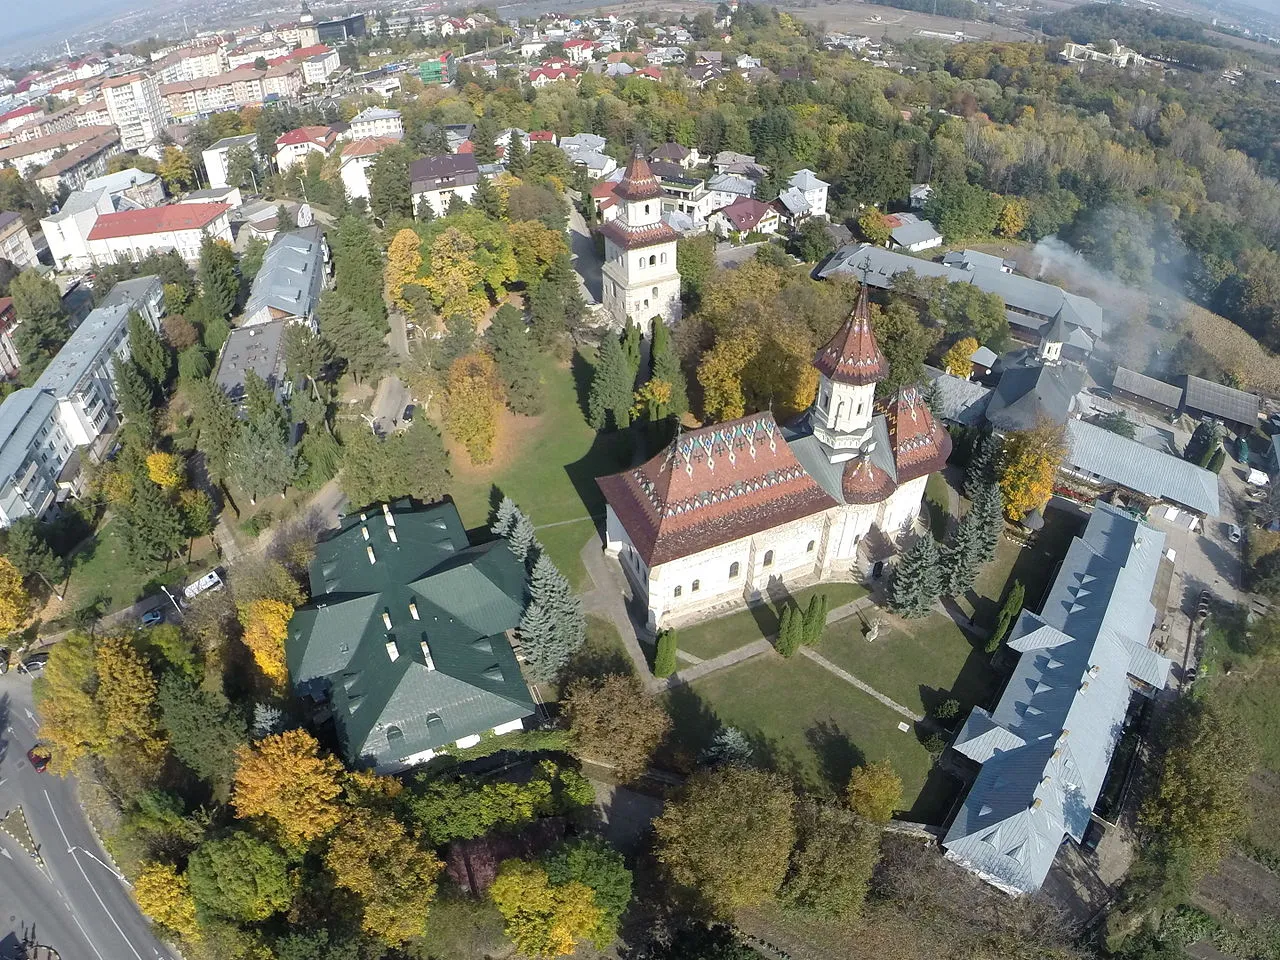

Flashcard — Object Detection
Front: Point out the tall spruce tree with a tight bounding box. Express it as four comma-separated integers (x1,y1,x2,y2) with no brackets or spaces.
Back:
231,403,299,502
5,516,65,584
518,554,587,681
621,320,642,382
198,233,239,318
505,132,527,176
121,475,186,566
970,482,1004,563
802,592,828,645
889,535,944,618
964,430,997,499
491,495,518,538
509,512,538,564
650,318,689,417
987,580,1025,653
776,603,803,657
127,310,171,390
486,304,545,415
944,511,983,598
472,174,503,219
588,334,633,430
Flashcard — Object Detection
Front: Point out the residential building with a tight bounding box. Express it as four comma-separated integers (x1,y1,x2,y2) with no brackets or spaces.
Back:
1110,367,1183,413
286,498,535,772
275,126,340,172
409,154,480,217
0,212,39,268
651,141,700,170
712,150,757,174
262,62,305,102
203,133,258,189
240,225,328,329
339,137,398,201
656,170,716,227
885,213,942,252
300,47,341,85
0,276,164,526
215,319,289,407
0,107,76,146
82,168,165,208
161,68,267,121
349,107,403,141
788,168,830,219
0,104,43,135
226,39,293,71
944,502,1171,895
179,186,242,209
0,125,118,177
101,73,169,150
0,298,20,378
598,285,951,629
153,44,228,84
32,130,121,196
1060,39,1151,69
563,38,597,62
528,64,581,86
599,150,681,334
706,172,756,209
85,203,231,264
710,196,779,240
40,189,114,270
70,99,111,128
316,13,366,43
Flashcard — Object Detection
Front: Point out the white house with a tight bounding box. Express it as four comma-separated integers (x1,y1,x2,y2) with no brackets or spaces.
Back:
86,203,231,264
0,212,40,269
203,133,258,190
706,172,756,210
788,168,830,219
710,196,779,240
409,154,479,217
886,213,943,253
240,225,328,329
339,137,398,201
40,189,115,271
301,47,341,85
275,126,340,172
0,276,164,526
598,284,951,629
349,107,403,140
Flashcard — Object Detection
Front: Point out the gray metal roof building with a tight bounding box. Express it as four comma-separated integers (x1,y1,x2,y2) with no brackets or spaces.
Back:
241,225,327,329
286,499,534,771
943,502,1171,895
1111,367,1183,410
1181,375,1260,427
922,367,993,427
1063,419,1220,517
985,360,1084,431
215,318,287,406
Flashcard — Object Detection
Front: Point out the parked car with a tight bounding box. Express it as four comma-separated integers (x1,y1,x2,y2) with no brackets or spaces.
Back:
403,404,415,423
1227,522,1242,544
1089,386,1114,401
27,746,51,773
140,607,165,627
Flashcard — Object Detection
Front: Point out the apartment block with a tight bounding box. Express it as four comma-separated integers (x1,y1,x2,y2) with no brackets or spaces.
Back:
101,73,170,150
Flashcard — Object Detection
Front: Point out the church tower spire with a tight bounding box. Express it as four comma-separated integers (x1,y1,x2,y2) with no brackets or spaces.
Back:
810,284,888,461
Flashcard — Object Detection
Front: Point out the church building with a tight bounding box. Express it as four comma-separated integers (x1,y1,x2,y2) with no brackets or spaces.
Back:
600,148,682,335
597,285,952,628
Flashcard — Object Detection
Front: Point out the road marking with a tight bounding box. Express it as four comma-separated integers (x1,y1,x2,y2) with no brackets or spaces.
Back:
46,789,146,960
69,909,108,960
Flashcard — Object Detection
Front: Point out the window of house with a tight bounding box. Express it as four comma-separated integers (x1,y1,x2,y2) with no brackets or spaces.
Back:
652,286,659,299
807,540,815,552
674,584,682,597
644,203,650,214
692,579,700,592
763,550,774,567
661,252,667,263
649,254,656,266
729,561,740,578
856,402,863,415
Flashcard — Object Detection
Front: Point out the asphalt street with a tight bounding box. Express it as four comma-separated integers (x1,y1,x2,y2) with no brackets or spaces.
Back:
0,670,174,960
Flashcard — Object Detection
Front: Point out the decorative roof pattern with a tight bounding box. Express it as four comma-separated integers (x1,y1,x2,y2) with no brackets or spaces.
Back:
597,413,838,566
613,145,665,202
813,284,888,386
598,218,680,250
841,452,897,504
884,386,953,483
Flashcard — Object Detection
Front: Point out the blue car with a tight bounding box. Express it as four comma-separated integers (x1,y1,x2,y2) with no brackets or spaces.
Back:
141,608,165,627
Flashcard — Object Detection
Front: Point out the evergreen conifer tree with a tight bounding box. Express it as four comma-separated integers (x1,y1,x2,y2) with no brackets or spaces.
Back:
621,320,642,382
491,495,518,538
473,174,503,219
802,592,829,645
964,430,997,499
518,554,586,681
198,234,239,318
128,310,171,389
987,580,1025,654
944,512,982,598
509,512,538,564
650,319,689,417
970,482,1004,563
121,475,186,566
889,536,944,618
777,603,803,657
653,629,678,678
505,133,527,176
587,334,633,430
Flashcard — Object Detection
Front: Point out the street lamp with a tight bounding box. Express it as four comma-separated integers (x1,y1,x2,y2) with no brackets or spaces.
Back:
160,585,183,617
32,570,63,601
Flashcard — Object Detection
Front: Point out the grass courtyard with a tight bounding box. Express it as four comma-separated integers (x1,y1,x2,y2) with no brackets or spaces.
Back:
676,582,869,660
666,654,958,823
444,350,632,590
55,517,197,616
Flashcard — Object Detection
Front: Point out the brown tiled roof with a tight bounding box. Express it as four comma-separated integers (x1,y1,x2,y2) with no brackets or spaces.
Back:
33,130,121,178
841,454,897,504
596,412,838,566
614,146,664,202
885,386,952,483
0,124,116,164
813,284,888,386
598,219,680,250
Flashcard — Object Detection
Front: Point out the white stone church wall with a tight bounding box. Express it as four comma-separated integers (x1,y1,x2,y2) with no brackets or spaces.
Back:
879,475,928,532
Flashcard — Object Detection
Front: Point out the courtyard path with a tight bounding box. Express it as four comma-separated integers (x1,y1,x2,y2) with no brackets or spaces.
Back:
654,639,774,692
578,537,657,683
799,647,923,722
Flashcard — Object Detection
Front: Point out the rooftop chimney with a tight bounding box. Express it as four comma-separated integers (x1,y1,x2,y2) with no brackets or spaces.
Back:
366,545,376,564
382,610,392,630
409,601,419,620
420,639,435,671
385,638,399,661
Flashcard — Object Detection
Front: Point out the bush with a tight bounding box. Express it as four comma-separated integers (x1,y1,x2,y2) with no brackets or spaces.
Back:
653,629,678,678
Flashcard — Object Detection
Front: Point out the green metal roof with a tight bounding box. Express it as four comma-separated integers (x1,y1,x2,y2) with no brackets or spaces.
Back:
286,499,534,768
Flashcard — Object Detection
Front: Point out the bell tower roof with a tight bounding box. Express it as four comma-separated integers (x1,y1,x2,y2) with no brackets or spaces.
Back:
814,284,888,386
614,144,664,202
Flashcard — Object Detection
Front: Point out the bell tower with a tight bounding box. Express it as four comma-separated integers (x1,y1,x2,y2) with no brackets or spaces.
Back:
810,284,888,462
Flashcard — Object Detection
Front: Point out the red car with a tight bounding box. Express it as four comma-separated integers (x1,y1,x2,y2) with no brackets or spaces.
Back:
27,746,50,773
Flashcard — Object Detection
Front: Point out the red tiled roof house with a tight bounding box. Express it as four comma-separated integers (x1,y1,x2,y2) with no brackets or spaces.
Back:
597,283,951,628
86,203,232,265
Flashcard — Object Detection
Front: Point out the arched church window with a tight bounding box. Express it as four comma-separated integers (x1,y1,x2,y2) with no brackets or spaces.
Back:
763,550,774,567
649,254,656,266
836,401,845,422
652,286,659,299
692,580,700,592
661,252,667,264
729,561,740,578
638,257,644,269
644,203,650,214
674,584,682,597
807,540,815,553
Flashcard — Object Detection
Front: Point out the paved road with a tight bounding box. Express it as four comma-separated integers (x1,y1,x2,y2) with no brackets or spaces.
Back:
566,200,602,305
714,240,767,268
370,376,411,435
0,672,175,960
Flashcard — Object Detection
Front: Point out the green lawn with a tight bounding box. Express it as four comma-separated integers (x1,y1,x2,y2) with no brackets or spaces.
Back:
445,350,631,590
677,582,869,661
59,518,191,614
665,655,958,822
816,610,1001,719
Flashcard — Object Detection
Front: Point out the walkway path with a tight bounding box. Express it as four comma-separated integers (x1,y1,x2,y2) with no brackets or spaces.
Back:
578,537,655,682
656,639,773,691
799,648,923,722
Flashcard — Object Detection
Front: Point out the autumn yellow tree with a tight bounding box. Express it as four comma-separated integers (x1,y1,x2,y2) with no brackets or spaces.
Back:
232,729,345,847
423,227,488,323
857,209,892,246
444,352,503,464
94,633,166,761
697,329,760,422
942,337,979,378
490,860,603,959
146,451,185,490
508,220,568,285
236,598,293,686
996,197,1030,239
324,808,443,945
31,631,104,773
847,760,903,823
998,419,1067,521
134,861,201,941
0,556,30,633
384,228,423,315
